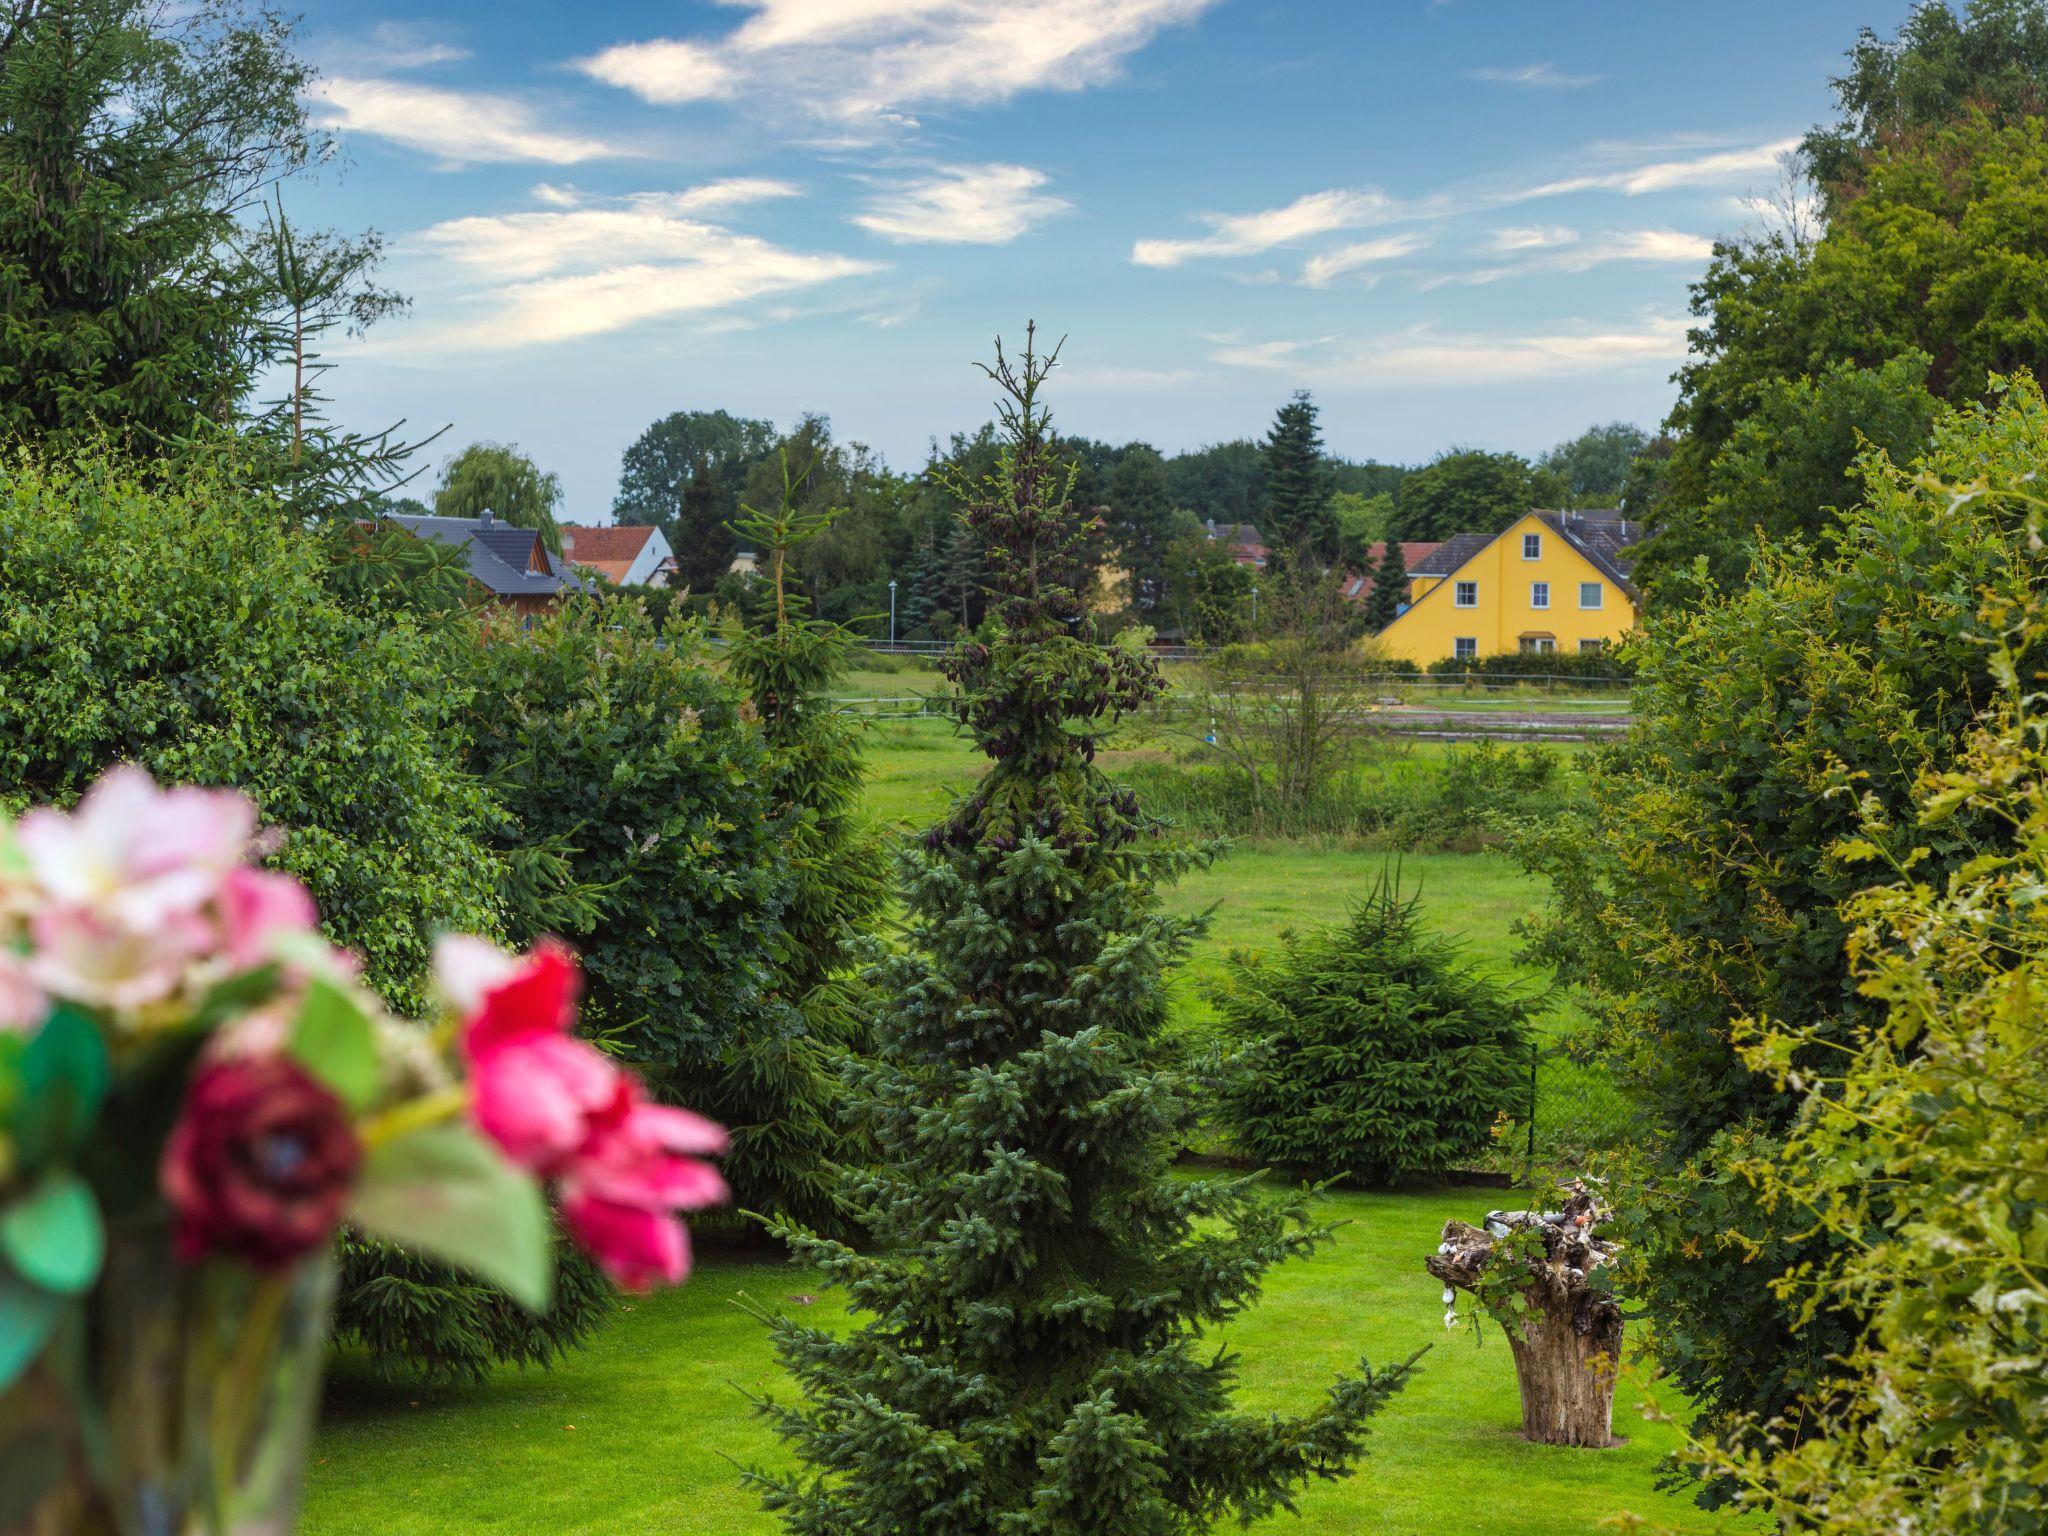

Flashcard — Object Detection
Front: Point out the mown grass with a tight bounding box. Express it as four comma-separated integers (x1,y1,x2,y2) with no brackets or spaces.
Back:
305,1185,1738,1536
302,693,1673,1535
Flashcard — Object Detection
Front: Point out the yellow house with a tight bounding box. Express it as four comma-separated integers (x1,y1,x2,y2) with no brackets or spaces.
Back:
1377,510,1644,665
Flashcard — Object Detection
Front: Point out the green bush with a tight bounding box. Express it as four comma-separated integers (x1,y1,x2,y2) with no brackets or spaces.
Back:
0,450,504,1011
1215,875,1534,1184
1423,649,1634,681
455,601,788,1071
332,1226,613,1386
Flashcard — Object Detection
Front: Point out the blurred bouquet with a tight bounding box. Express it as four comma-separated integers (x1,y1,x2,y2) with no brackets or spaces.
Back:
0,767,725,1534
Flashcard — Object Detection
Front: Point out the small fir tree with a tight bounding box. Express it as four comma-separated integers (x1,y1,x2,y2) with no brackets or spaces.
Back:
673,455,735,591
712,451,890,1231
1363,541,1407,631
753,326,1413,1534
1262,391,1337,559
1216,875,1533,1185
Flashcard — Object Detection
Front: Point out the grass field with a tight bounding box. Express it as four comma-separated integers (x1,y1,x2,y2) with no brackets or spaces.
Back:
303,696,1674,1535
305,1185,1735,1536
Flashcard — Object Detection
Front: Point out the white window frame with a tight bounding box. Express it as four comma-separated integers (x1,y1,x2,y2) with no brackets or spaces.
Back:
1519,636,1556,656
1578,581,1604,610
1579,638,1607,653
1454,580,1478,608
1454,637,1478,661
1522,532,1542,560
1530,581,1550,610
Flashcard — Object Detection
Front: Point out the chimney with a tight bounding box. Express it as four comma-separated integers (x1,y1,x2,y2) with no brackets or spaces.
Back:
480,507,495,528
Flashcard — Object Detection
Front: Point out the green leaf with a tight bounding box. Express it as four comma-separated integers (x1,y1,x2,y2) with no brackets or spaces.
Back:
346,1124,553,1313
287,977,378,1112
0,1265,63,1392
0,1173,102,1295
9,1007,109,1166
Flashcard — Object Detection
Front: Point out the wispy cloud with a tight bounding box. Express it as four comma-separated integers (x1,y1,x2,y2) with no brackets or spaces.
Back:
853,164,1071,244
577,0,1218,130
378,186,879,351
320,20,471,72
1519,137,1801,198
308,78,624,167
1132,187,1414,268
1465,61,1600,89
1061,364,1204,390
1425,228,1714,287
1299,231,1432,288
1486,224,1578,251
1209,315,1689,388
1134,138,1792,276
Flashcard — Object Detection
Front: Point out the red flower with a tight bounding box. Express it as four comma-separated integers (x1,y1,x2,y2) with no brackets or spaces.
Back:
161,1056,361,1270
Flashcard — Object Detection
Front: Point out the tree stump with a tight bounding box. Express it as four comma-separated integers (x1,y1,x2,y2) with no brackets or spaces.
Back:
1425,1179,1624,1448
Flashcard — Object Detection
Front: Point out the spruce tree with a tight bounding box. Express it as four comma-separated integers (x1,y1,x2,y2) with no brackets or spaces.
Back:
673,455,734,591
1261,391,1337,559
712,452,889,1231
753,326,1412,1535
1362,540,1407,631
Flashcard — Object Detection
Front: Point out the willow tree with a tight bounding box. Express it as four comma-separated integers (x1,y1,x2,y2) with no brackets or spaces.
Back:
752,326,1413,1534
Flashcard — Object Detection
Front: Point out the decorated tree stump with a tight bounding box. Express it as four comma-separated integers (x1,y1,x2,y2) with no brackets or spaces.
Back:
1426,1179,1624,1448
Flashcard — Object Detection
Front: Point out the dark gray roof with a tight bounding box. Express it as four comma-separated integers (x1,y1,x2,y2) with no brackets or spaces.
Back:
1407,531,1494,577
1533,510,1647,598
384,513,590,599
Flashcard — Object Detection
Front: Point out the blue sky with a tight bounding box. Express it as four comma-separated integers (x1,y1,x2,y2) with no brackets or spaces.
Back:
292,0,1915,519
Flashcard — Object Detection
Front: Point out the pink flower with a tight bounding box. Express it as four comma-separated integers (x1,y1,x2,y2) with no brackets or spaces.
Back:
218,867,318,970
447,939,726,1290
15,767,254,930
559,1193,691,1290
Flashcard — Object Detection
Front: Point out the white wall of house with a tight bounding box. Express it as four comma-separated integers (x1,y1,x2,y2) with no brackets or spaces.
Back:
619,527,674,588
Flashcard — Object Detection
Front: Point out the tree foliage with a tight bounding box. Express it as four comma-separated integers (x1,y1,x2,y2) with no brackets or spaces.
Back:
1513,378,2048,1467
753,328,1413,1534
454,601,787,1072
1538,422,1649,507
0,448,504,1014
1802,0,2048,197
434,440,565,554
0,0,320,448
1687,578,2048,1531
612,407,776,545
709,452,888,1231
1216,875,1533,1185
1391,449,1537,542
1261,391,1336,557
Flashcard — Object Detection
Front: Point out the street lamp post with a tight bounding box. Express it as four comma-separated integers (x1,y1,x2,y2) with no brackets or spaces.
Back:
1251,584,1259,629
888,580,898,646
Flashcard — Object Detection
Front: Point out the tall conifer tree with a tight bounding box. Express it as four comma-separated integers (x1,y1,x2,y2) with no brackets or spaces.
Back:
1363,540,1407,631
753,326,1411,1534
713,453,888,1230
1261,391,1337,559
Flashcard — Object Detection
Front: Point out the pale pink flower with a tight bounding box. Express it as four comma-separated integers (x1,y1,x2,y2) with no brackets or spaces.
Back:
26,903,214,1011
432,933,525,1019
218,867,318,970
15,767,254,928
0,951,45,1035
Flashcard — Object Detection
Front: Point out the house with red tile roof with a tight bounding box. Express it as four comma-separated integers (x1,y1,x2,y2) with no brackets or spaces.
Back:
558,524,677,588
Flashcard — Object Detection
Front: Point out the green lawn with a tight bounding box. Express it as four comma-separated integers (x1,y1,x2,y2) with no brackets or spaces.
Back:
302,698,1668,1533
305,1185,1736,1536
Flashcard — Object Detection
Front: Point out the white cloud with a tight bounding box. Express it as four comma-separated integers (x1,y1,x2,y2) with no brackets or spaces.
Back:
1520,137,1801,199
1299,231,1431,288
1132,187,1410,268
1062,364,1204,389
322,20,471,71
1466,62,1600,89
577,0,1218,128
381,186,880,352
308,77,623,167
1210,315,1689,388
1487,224,1578,251
1432,228,1714,287
853,164,1070,244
